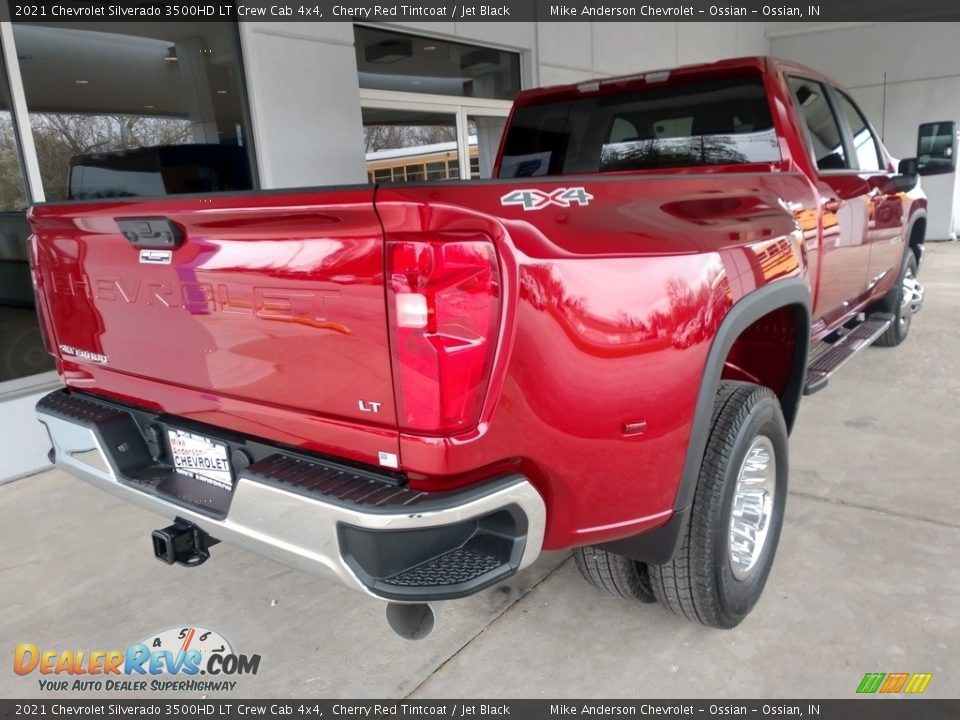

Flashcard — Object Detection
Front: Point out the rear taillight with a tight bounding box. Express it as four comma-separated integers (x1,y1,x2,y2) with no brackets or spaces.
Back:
387,237,501,435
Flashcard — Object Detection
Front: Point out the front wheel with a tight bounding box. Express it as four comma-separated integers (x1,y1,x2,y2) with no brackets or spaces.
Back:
875,252,921,347
650,381,788,628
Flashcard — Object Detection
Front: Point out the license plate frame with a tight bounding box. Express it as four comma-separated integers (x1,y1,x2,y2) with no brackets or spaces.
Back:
166,428,233,491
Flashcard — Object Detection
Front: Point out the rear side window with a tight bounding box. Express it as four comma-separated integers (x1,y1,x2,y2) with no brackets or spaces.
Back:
788,77,849,171
499,75,781,177
835,91,883,172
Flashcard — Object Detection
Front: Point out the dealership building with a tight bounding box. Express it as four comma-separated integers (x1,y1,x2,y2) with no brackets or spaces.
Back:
0,14,957,481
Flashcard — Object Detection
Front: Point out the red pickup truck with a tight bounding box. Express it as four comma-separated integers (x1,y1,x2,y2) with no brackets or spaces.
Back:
30,57,942,636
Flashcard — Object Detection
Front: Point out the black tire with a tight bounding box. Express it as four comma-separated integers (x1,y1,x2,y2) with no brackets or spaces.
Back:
573,546,656,604
875,251,919,347
650,381,788,628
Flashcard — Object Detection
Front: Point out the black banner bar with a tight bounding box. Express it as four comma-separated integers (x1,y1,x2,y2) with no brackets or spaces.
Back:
2,700,959,720
7,0,960,23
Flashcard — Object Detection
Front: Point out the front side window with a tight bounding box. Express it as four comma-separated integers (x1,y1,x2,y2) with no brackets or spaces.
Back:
835,91,883,173
499,75,781,177
788,77,849,172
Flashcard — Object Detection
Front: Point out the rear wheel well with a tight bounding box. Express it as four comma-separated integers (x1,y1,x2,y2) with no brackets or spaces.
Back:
720,303,808,432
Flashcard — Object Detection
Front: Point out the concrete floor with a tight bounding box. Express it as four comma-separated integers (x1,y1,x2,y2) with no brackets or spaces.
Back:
3,243,959,699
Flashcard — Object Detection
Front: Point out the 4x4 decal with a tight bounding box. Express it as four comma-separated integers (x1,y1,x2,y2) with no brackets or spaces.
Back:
500,187,594,211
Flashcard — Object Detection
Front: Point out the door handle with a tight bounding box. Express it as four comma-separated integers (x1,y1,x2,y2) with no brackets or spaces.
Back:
117,217,183,249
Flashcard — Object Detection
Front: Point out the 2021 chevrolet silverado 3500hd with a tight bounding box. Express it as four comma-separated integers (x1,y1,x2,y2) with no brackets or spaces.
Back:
30,57,951,635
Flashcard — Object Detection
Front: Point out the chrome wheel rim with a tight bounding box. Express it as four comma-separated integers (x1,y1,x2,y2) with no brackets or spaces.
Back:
899,265,921,329
728,436,777,581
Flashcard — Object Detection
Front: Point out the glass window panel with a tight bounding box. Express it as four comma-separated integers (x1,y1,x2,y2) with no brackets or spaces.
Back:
467,115,506,179
363,107,458,184
12,18,256,202
609,117,637,144
501,75,782,177
425,161,447,180
836,91,882,173
0,42,55,382
0,111,27,213
355,26,520,101
788,77,849,171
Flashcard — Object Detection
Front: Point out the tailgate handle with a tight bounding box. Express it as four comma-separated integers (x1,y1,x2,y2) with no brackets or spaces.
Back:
117,217,183,249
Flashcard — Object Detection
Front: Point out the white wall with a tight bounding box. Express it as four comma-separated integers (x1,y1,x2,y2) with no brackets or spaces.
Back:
239,22,368,188
770,22,960,239
0,388,55,483
537,21,769,86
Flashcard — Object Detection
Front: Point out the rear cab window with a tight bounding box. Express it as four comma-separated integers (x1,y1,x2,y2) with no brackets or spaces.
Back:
499,74,782,177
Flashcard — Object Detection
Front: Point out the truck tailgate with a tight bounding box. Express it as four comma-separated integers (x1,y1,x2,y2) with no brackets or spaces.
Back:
29,189,398,461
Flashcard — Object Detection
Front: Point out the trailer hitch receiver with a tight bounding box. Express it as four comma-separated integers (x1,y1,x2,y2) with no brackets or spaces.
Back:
152,520,219,567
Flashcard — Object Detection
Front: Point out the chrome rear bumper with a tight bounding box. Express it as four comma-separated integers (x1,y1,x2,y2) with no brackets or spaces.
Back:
37,390,545,602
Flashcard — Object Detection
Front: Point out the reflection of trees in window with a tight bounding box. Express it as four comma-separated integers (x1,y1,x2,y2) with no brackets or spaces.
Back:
30,113,192,202
364,124,456,152
601,130,780,171
0,115,28,211
12,22,255,202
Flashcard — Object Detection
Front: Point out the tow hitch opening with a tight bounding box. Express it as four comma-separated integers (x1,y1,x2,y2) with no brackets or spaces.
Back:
152,520,219,567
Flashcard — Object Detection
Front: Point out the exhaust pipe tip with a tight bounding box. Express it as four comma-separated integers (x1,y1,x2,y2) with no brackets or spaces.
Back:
385,602,436,641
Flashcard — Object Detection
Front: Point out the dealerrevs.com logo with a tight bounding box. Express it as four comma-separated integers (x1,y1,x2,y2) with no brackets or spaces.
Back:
14,626,261,693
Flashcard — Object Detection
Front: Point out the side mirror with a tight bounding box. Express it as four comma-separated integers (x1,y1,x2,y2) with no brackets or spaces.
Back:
916,121,957,176
876,158,919,194
898,157,918,176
